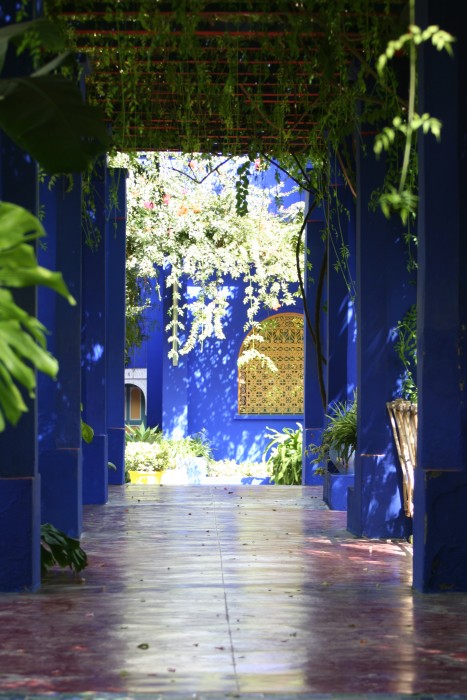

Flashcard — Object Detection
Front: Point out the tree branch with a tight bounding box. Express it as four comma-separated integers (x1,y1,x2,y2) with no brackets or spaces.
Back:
169,157,233,184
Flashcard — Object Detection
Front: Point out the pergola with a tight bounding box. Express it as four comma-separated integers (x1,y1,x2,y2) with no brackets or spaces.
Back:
49,0,407,155
0,0,466,594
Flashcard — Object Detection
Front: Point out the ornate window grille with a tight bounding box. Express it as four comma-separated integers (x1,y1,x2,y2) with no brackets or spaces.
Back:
238,313,304,415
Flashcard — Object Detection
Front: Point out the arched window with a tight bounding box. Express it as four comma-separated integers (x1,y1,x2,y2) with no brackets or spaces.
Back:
238,313,304,415
125,384,146,425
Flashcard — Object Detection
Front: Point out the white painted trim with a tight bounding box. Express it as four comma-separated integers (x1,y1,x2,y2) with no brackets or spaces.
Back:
124,368,147,405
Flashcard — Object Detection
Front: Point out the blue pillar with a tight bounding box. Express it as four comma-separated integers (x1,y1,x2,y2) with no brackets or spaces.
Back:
347,138,414,539
106,168,127,485
38,176,83,536
326,166,357,406
303,195,327,484
0,133,41,591
146,277,164,429
81,161,108,504
413,0,467,591
0,2,42,587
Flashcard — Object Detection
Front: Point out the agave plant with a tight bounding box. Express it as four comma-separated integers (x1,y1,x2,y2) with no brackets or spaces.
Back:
125,423,162,444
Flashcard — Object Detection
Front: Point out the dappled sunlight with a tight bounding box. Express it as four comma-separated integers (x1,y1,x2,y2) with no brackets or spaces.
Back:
85,343,104,364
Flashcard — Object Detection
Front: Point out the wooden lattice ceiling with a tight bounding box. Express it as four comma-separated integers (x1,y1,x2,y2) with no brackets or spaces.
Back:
47,1,408,155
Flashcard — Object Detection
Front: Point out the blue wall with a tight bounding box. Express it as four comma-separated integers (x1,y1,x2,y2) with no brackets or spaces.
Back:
184,278,303,461
129,276,304,461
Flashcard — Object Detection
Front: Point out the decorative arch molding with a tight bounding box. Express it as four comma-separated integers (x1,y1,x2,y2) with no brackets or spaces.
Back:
238,312,304,415
124,368,147,405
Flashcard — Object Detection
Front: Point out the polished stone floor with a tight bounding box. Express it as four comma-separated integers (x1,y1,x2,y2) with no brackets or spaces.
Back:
1,484,467,698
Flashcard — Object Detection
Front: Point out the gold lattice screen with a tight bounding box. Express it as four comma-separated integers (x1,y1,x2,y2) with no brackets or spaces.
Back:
238,313,304,414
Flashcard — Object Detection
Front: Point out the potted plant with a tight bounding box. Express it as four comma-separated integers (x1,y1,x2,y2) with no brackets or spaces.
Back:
124,428,215,484
263,423,303,485
308,397,357,510
125,441,176,484
310,397,357,474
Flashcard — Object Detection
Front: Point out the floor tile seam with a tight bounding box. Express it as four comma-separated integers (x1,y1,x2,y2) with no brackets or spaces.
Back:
210,485,241,694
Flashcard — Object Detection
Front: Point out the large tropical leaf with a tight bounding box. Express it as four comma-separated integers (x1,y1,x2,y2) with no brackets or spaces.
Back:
0,203,75,431
0,289,59,430
0,75,109,173
0,202,76,303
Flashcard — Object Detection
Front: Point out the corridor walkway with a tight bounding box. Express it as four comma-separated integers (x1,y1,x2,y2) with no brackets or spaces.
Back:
1,485,467,698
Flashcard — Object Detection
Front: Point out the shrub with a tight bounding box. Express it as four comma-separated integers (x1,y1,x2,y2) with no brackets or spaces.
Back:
125,441,176,473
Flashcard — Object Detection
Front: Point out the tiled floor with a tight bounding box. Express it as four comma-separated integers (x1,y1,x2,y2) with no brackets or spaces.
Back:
1,484,467,698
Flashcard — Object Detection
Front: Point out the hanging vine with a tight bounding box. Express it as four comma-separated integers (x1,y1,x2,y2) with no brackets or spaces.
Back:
112,151,306,365
40,0,455,408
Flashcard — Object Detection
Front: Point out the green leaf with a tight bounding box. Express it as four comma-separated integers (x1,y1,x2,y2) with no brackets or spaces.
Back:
40,523,88,575
0,361,28,425
0,203,76,430
0,18,66,75
31,51,74,78
0,203,76,303
81,418,94,444
0,76,110,173
0,200,45,248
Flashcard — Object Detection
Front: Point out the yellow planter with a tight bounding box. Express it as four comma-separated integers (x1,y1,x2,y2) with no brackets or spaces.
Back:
128,470,163,485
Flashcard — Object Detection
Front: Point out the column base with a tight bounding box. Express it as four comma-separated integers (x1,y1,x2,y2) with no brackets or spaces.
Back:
323,471,354,511
39,448,82,537
347,454,411,539
82,435,108,504
0,477,41,592
108,427,125,485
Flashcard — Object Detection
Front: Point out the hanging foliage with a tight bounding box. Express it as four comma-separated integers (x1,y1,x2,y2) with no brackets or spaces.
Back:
112,152,305,363
44,0,406,170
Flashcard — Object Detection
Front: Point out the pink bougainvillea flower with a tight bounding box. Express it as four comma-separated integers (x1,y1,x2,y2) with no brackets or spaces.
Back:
254,158,262,171
143,201,154,210
162,194,171,205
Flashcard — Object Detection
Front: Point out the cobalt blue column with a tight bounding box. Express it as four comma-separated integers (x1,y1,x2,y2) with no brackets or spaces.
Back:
81,161,108,504
0,133,41,591
326,165,357,407
106,168,126,485
347,137,415,539
0,2,42,591
303,194,327,484
146,277,164,429
38,176,83,536
413,0,467,591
